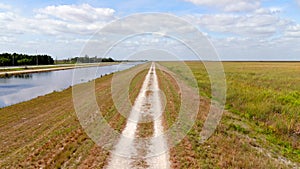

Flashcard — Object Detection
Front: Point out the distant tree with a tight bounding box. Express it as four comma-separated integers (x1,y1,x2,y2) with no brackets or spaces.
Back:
71,57,78,63
0,53,54,66
0,57,11,66
69,56,114,63
17,58,31,65
101,57,114,62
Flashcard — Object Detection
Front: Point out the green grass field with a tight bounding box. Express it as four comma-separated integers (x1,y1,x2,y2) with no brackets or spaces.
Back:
159,61,300,168
189,62,300,141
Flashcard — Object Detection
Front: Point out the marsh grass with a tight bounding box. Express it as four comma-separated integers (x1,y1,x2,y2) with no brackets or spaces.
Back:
159,61,300,168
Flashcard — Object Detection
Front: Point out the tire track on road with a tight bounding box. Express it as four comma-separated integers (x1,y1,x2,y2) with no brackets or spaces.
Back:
105,62,170,169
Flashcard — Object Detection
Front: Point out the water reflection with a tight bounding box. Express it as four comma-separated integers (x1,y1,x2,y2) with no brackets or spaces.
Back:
2,73,33,79
14,74,33,79
0,62,142,108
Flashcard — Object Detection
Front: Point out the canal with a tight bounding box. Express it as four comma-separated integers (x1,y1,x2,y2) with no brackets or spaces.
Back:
0,62,142,108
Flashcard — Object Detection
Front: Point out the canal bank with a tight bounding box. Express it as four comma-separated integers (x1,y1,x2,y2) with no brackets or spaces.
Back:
0,62,143,108
0,63,118,77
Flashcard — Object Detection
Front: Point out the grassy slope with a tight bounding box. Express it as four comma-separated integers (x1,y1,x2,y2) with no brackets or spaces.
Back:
0,65,149,168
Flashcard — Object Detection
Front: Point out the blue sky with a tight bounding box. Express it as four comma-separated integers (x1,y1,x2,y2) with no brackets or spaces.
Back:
0,0,300,60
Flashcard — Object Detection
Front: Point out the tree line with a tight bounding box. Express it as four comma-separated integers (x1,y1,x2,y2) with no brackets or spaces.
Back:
69,55,115,63
0,53,54,66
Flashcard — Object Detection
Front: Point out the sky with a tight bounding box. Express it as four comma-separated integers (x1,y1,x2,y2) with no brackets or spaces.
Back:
0,0,300,61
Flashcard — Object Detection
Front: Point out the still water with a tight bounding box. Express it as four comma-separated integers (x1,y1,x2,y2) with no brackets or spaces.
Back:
0,62,142,108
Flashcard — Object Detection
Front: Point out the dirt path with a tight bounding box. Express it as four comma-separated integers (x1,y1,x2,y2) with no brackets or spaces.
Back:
105,62,170,169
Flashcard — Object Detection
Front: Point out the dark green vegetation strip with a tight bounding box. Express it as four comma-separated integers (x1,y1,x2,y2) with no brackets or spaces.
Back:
156,68,181,130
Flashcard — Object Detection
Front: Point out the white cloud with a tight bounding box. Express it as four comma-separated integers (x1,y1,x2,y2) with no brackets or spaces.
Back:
284,24,300,38
184,0,260,12
186,9,291,37
0,4,118,57
38,4,115,23
0,3,11,10
184,6,300,60
210,35,300,61
0,4,116,36
296,0,300,6
254,7,281,15
0,11,27,35
0,36,15,44
32,4,116,35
